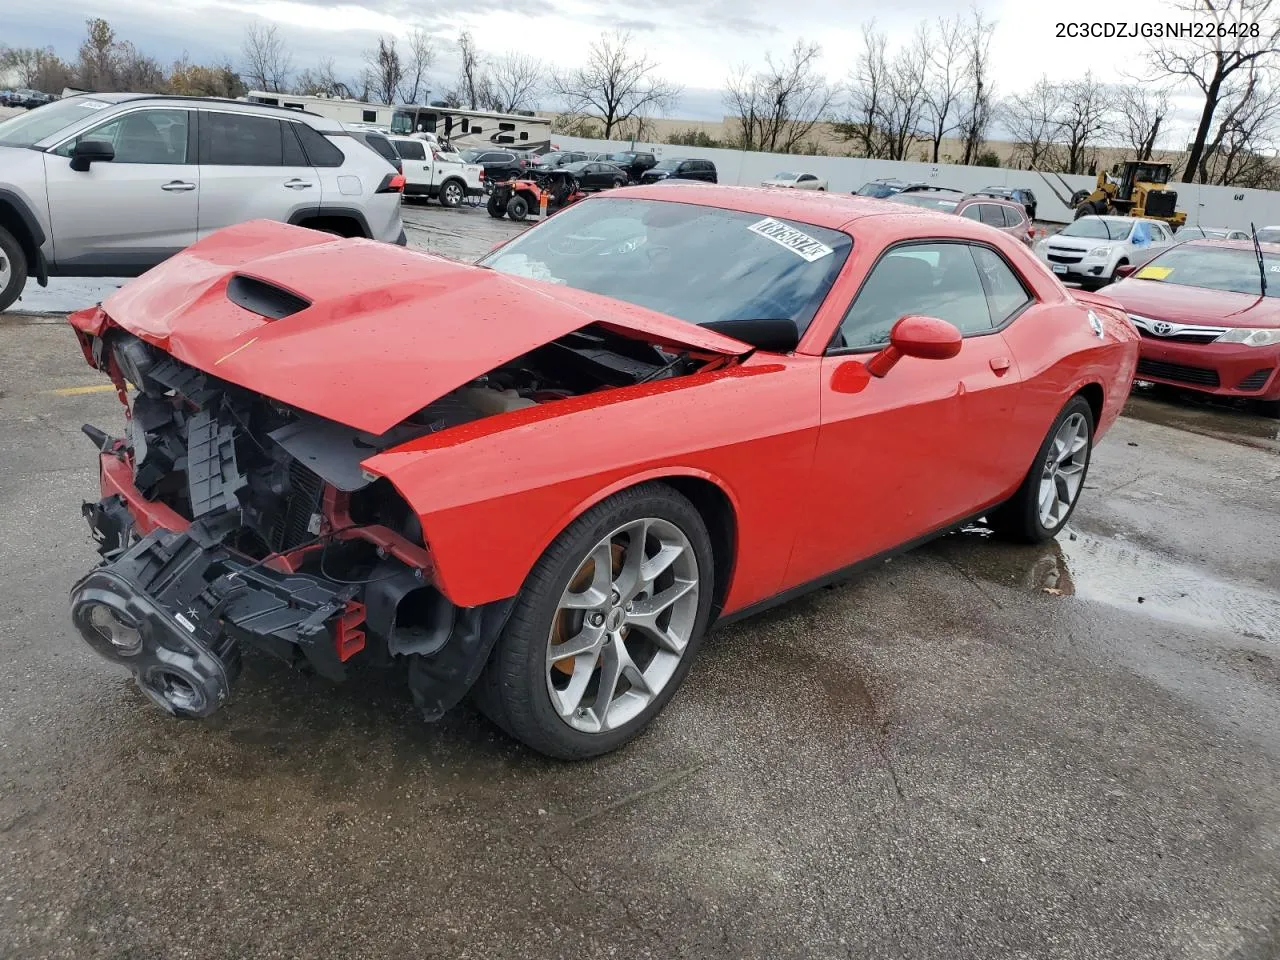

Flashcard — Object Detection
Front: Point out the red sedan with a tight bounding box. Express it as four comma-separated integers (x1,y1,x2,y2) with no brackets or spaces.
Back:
65,185,1138,759
1105,239,1280,415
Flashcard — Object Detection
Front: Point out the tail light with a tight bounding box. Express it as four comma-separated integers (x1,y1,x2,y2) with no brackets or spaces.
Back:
478,168,485,181
376,173,405,194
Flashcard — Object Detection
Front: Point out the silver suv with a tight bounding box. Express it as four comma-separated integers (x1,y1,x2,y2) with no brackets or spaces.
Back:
0,93,407,311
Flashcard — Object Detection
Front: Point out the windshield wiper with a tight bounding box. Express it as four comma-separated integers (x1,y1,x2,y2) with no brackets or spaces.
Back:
1251,221,1268,297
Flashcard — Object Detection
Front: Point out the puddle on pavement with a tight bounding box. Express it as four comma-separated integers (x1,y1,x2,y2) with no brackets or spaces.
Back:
940,525,1280,643
1124,389,1280,454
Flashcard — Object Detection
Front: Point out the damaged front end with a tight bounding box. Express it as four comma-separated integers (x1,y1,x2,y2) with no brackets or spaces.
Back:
68,321,517,721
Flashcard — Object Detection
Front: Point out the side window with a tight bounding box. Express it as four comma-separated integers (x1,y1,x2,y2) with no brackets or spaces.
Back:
1000,206,1023,227
281,124,307,166
395,139,426,161
293,124,345,167
519,131,528,141
971,246,1033,325
362,110,377,123
201,113,284,166
960,204,983,221
58,109,190,163
835,242,994,350
978,204,1004,227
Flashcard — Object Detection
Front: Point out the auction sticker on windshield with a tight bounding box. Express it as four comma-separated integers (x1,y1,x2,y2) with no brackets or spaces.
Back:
748,218,834,262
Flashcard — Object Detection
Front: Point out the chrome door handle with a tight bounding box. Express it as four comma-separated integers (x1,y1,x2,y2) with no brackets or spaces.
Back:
161,180,196,192
283,179,313,189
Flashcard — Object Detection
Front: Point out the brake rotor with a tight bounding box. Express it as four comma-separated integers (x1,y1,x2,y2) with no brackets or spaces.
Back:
550,541,624,675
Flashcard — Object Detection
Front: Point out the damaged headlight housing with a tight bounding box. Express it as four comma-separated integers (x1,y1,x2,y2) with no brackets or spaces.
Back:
86,603,143,656
1217,327,1280,347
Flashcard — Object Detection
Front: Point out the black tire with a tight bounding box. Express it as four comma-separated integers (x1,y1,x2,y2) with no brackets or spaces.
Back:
0,226,29,313
1069,189,1091,207
1074,204,1093,220
612,178,626,189
473,482,716,760
438,179,464,208
506,194,529,221
990,395,1095,544
487,193,506,219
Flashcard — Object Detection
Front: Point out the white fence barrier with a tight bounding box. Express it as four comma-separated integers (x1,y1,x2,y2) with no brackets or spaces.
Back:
549,134,1280,231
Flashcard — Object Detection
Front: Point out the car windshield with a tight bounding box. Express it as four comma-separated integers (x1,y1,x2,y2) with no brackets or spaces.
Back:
1255,227,1280,243
478,197,852,337
1132,245,1280,297
608,153,634,162
0,96,113,147
773,172,799,180
653,158,683,170
460,149,484,161
889,193,961,211
1059,219,1132,240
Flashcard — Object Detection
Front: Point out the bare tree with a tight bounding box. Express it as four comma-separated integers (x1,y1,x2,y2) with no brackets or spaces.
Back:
294,58,348,98
921,15,966,162
241,20,292,92
1146,0,1280,182
457,31,484,109
485,52,543,112
1003,76,1062,170
363,35,402,105
1113,84,1170,160
1,46,73,91
551,30,682,139
397,27,433,104
170,55,245,98
1057,71,1110,174
723,40,834,153
1198,63,1280,184
113,40,165,92
881,27,930,161
956,6,996,165
840,22,891,157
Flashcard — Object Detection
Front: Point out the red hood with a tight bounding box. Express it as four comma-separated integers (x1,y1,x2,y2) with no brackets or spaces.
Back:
88,220,751,434
1105,276,1280,327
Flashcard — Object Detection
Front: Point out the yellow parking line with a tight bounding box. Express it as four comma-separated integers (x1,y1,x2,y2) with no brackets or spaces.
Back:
46,383,133,396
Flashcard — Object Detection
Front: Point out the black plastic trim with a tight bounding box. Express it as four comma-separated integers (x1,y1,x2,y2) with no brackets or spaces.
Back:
226,273,312,320
0,188,47,247
288,206,372,239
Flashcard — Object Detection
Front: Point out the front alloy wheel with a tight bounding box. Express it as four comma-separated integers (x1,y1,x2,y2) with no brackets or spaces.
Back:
546,518,699,734
473,483,714,759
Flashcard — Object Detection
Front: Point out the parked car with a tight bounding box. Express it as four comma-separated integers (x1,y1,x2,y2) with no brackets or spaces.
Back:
530,150,590,171
0,91,16,106
885,187,967,211
64,182,1138,760
853,178,922,198
1104,239,1280,415
1255,225,1280,243
1179,226,1251,240
459,148,528,183
346,128,402,174
558,160,630,190
389,135,484,207
760,171,828,191
0,92,407,312
1033,215,1175,289
604,151,658,182
639,158,717,183
955,195,1036,247
974,186,1038,220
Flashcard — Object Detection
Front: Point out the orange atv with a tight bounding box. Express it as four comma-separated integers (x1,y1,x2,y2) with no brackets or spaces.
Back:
487,170,587,221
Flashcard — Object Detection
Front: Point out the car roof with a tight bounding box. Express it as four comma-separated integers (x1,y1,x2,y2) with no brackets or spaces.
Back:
1175,238,1280,253
52,92,346,131
586,182,1037,239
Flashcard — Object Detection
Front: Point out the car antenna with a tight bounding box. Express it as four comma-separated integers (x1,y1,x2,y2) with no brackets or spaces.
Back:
1251,222,1268,297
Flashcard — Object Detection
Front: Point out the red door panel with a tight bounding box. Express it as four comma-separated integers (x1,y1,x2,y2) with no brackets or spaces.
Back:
783,334,1023,590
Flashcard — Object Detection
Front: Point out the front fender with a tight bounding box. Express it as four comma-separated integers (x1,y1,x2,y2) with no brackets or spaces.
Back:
361,356,822,611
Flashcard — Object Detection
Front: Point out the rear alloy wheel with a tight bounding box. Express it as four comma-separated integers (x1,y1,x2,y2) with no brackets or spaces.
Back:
991,396,1094,543
474,483,714,759
439,180,464,208
0,226,29,313
486,193,506,218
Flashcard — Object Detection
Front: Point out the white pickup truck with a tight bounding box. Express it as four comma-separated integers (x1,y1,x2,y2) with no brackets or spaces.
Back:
388,135,484,208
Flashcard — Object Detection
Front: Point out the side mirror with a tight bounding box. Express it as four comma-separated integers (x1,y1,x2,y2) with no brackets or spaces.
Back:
866,315,963,378
1114,264,1136,279
69,138,114,172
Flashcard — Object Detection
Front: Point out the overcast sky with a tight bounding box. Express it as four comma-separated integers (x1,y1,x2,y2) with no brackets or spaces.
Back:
6,0,1204,142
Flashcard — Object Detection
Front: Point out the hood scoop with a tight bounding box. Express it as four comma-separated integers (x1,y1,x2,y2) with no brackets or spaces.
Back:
226,274,312,320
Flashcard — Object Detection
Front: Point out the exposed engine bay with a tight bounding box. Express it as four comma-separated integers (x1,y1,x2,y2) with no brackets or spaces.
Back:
69,317,714,722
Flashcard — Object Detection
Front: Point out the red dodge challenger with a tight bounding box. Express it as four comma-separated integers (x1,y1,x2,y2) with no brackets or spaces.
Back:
66,185,1139,759
1103,238,1280,415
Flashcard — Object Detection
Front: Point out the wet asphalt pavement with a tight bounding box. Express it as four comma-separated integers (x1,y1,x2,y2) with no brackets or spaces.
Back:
3,205,1280,960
